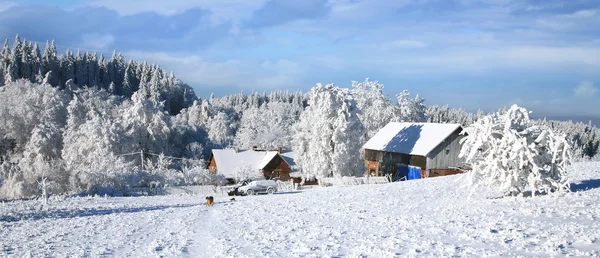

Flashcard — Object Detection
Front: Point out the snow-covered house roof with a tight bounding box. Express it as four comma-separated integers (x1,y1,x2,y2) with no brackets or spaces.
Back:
210,149,296,178
280,150,296,167
362,122,462,156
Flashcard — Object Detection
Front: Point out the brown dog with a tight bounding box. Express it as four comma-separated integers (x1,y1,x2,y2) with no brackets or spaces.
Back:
205,196,214,207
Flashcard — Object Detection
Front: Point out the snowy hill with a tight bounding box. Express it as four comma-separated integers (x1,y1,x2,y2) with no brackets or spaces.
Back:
2,162,599,257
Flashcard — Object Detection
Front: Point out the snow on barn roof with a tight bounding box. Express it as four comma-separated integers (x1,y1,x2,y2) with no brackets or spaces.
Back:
211,149,296,178
362,122,462,156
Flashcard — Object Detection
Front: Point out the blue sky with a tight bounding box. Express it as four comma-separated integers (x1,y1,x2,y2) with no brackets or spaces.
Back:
1,0,599,119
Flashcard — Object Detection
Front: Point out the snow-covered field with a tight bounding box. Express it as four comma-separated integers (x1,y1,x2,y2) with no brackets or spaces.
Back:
2,162,600,257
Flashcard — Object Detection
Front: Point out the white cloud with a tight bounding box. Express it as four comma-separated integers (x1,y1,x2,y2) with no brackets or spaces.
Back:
563,9,598,19
86,0,266,26
383,40,428,49
574,81,598,98
80,33,115,50
535,18,573,30
0,1,16,12
125,51,309,93
411,46,600,71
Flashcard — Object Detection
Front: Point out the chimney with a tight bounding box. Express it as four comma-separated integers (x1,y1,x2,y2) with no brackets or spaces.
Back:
277,146,282,154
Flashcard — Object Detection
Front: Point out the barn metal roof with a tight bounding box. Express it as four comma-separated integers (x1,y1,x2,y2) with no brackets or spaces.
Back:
362,122,462,156
211,149,296,178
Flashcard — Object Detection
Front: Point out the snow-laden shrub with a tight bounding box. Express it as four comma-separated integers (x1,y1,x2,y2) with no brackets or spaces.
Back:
233,164,263,182
181,162,226,186
69,154,135,195
144,154,183,186
460,105,572,196
0,162,24,199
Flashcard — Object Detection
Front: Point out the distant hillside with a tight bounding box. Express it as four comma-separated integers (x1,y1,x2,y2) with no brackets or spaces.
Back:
0,35,196,115
533,115,600,128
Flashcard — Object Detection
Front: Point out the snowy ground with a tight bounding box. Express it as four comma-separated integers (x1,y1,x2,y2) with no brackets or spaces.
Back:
2,162,600,257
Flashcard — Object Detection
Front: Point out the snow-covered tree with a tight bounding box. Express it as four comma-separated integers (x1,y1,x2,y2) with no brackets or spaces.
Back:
460,105,572,196
75,50,87,86
234,101,299,149
87,52,100,88
393,90,426,122
121,60,136,97
61,88,135,193
42,40,59,86
351,78,394,140
120,91,171,155
5,35,21,84
0,81,69,197
206,111,235,148
0,80,68,157
60,50,76,87
292,83,365,179
30,42,42,83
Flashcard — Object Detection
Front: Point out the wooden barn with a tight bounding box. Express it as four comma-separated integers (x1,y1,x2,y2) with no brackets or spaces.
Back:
362,122,467,181
207,147,297,182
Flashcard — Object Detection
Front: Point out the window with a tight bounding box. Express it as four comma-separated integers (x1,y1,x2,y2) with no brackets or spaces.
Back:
445,149,450,155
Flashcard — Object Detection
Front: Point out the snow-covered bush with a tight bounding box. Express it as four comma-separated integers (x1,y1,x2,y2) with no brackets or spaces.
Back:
144,154,182,186
460,105,572,196
0,162,24,199
232,164,263,182
181,160,225,185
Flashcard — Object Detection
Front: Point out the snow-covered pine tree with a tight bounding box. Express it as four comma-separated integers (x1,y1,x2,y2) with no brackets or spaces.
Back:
99,53,110,90
19,40,33,81
60,50,76,87
0,39,9,86
75,50,87,87
121,60,136,97
87,52,100,89
42,40,59,86
459,105,572,196
148,67,164,107
30,42,43,83
5,36,21,83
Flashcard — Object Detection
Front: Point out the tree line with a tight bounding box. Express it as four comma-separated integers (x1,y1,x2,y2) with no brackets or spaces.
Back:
0,35,195,115
0,36,599,200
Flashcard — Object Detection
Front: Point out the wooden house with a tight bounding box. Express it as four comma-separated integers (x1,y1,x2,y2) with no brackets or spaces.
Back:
362,122,466,181
208,147,297,182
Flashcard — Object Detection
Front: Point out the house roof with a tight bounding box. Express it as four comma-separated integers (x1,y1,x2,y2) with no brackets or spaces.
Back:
211,149,296,178
362,122,462,156
280,150,296,167
257,151,279,169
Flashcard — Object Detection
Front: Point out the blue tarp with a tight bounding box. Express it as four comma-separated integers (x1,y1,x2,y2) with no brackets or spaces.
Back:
408,166,421,180
396,164,421,181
